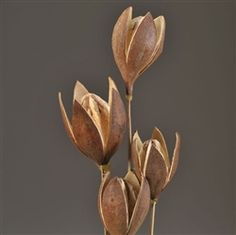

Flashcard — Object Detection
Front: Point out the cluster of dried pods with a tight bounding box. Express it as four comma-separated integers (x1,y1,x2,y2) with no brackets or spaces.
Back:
58,6,181,235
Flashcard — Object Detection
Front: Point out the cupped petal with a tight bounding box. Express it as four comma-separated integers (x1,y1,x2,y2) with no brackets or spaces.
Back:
131,132,143,180
127,176,150,235
152,127,170,169
101,177,129,235
133,131,143,154
124,181,137,220
73,80,89,104
72,100,104,165
58,92,77,145
125,16,144,58
112,7,132,84
166,132,181,184
105,77,126,161
143,141,169,199
126,12,157,83
124,171,141,221
81,93,109,150
152,139,169,168
98,172,111,231
140,140,150,172
152,15,166,62
139,15,166,75
124,170,140,196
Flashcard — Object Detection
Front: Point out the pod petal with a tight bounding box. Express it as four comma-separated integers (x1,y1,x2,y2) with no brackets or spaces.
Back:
98,172,111,231
124,170,140,196
72,100,104,165
81,93,109,150
140,16,166,75
101,178,129,235
127,176,150,235
73,80,89,104
126,12,157,83
167,132,181,183
112,7,133,85
124,181,137,220
131,132,143,180
151,16,166,63
152,127,170,169
105,77,126,161
58,92,77,146
143,142,168,199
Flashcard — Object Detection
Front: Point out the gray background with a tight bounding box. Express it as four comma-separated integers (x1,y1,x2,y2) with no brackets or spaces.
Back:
0,0,235,234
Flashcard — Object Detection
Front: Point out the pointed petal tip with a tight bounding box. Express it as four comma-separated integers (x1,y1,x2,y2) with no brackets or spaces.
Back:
58,91,62,100
58,92,64,108
133,131,139,139
74,80,83,89
133,131,143,147
108,76,114,84
161,15,166,22
155,15,165,21
125,6,133,15
153,126,161,133
152,127,164,139
175,131,181,139
174,132,181,148
154,15,166,29
108,76,118,91
58,92,64,110
73,80,89,103
155,126,162,131
118,6,133,24
144,11,154,20
174,131,181,152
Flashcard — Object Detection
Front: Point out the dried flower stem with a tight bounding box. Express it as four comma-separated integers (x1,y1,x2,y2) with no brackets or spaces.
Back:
99,165,110,235
149,199,158,235
126,94,133,171
100,164,109,179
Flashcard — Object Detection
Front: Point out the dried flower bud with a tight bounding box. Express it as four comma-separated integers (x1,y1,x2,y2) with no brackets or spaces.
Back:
98,171,150,235
131,128,181,200
112,6,166,95
58,77,126,166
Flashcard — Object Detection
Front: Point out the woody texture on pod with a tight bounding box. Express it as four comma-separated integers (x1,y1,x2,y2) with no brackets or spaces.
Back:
58,6,181,235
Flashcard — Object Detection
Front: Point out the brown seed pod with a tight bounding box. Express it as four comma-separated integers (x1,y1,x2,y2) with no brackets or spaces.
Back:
58,77,126,166
98,171,150,235
131,128,181,199
112,6,166,95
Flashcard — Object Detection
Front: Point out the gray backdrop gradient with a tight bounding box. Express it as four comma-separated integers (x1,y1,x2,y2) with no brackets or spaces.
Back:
0,0,235,234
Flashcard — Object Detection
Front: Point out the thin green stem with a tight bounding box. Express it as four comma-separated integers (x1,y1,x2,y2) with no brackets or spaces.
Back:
126,94,133,171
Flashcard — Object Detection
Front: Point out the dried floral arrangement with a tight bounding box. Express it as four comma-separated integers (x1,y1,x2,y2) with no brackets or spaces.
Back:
58,6,181,235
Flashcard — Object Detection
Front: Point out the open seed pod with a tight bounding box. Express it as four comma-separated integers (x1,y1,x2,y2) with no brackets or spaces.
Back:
112,6,166,95
131,128,181,200
98,171,150,235
58,77,126,166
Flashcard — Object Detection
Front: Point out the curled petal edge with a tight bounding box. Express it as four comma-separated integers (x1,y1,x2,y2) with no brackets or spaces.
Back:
98,172,111,231
164,132,181,189
127,176,150,235
58,92,77,146
152,127,170,169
